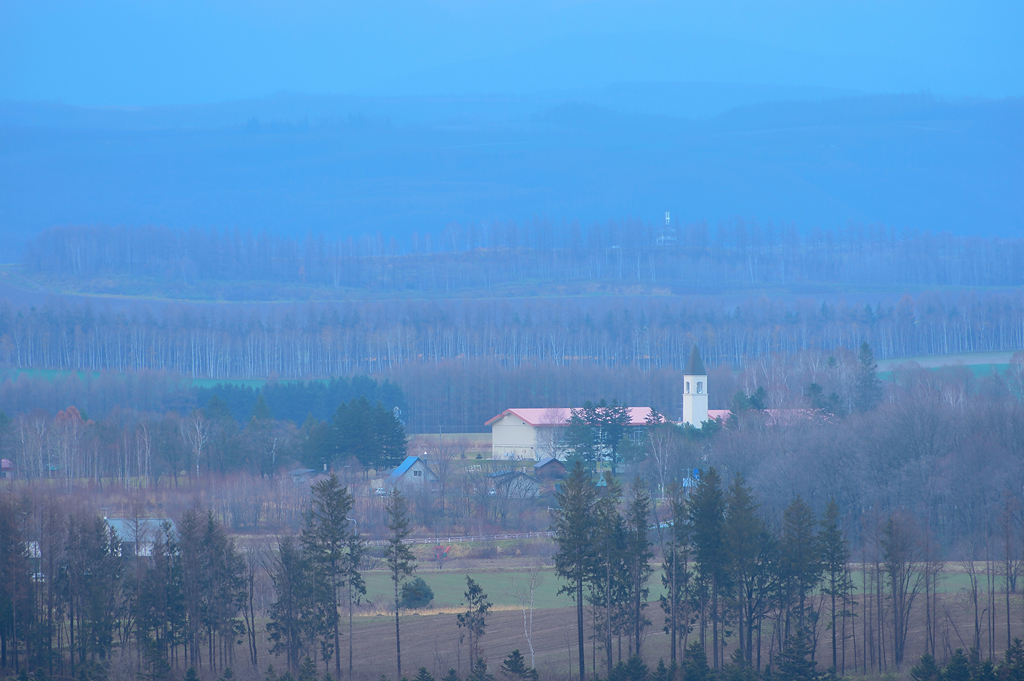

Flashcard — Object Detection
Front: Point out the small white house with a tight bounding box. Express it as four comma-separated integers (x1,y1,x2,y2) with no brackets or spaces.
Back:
387,456,440,492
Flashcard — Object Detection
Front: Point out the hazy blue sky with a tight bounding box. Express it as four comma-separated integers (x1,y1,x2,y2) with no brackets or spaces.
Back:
3,0,1021,105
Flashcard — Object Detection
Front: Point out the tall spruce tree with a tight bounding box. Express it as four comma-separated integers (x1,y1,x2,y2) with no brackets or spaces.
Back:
344,525,366,679
781,496,823,639
774,628,820,681
688,468,728,670
565,406,598,471
301,474,357,680
725,474,774,665
268,537,310,672
854,341,883,413
625,476,653,656
385,489,416,679
457,577,492,663
592,474,625,675
819,498,854,673
598,400,632,477
552,461,599,681
659,482,691,669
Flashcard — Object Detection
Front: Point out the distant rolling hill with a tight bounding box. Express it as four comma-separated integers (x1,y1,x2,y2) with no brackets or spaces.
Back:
0,89,1020,263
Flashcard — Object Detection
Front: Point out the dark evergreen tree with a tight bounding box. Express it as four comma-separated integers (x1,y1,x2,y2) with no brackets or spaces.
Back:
328,398,407,469
943,649,971,681
467,659,494,681
267,537,311,672
499,650,538,681
385,490,416,679
780,496,822,638
301,474,357,680
659,482,691,669
688,468,728,670
251,394,273,421
456,577,491,662
805,383,842,416
748,387,768,411
625,476,653,656
819,499,853,673
909,653,940,681
297,656,317,681
564,408,598,472
725,474,774,665
592,474,626,675
552,461,599,681
650,659,674,681
683,642,710,681
854,341,883,413
998,639,1024,681
774,628,819,681
65,515,123,667
343,520,366,679
399,577,434,610
608,656,648,681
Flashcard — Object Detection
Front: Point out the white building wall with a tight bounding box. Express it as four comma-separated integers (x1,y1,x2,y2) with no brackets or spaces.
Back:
490,414,539,460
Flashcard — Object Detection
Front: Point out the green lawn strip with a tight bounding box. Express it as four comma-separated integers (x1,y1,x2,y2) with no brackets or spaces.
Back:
843,567,987,595
362,566,672,610
879,363,1009,381
364,564,990,612
363,568,570,610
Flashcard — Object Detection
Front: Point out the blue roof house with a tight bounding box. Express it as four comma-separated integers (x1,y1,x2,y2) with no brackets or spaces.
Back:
387,456,440,493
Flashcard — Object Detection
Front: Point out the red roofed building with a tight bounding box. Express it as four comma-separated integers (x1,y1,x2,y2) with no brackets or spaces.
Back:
486,407,656,460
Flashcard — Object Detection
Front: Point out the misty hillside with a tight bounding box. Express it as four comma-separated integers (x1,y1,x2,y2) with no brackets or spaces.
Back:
1,91,1020,263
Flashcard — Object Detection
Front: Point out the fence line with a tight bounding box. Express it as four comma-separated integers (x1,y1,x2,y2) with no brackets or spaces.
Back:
364,530,555,546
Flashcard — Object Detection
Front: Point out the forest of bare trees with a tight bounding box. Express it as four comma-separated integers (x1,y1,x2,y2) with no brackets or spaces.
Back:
1,289,1023,431
23,222,1024,292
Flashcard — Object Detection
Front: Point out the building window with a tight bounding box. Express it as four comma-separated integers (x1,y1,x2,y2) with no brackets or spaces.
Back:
413,470,422,477
697,381,703,394
685,381,690,394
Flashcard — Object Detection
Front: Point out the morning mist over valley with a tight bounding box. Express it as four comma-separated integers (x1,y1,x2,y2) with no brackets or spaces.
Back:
0,3,1022,681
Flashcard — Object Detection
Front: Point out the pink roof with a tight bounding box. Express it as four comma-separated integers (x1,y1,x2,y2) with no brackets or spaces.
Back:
707,410,731,422
486,407,655,427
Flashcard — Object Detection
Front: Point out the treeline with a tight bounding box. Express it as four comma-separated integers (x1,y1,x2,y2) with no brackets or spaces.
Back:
0,469,1016,681
0,475,547,681
24,222,1024,292
193,376,408,425
0,493,253,680
0,388,408,488
2,288,1023,398
553,463,1024,681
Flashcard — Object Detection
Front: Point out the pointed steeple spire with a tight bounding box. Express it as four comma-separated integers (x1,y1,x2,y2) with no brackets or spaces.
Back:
684,344,706,375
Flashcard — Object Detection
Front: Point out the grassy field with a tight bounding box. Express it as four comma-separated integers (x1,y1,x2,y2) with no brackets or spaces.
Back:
362,567,572,613
360,561,1005,617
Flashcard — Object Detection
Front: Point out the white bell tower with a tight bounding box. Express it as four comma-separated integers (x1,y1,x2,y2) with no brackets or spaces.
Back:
682,344,708,427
